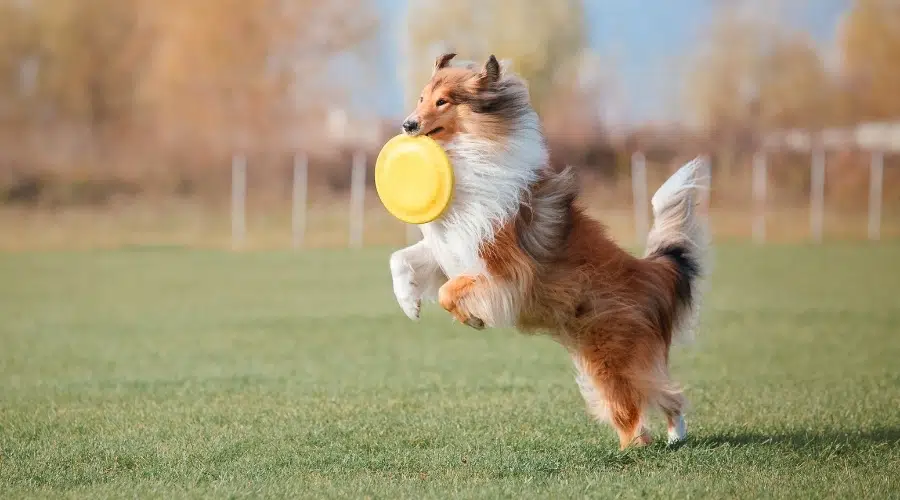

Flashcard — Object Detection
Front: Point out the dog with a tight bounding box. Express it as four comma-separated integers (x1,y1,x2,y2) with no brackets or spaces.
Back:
389,53,710,449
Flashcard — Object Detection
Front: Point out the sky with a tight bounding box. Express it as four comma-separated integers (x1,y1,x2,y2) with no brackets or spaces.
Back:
371,0,851,124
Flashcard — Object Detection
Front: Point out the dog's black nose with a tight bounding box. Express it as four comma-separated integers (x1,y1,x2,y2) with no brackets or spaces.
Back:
402,119,419,134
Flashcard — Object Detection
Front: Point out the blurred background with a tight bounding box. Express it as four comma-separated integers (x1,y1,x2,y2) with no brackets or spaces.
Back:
1,0,898,251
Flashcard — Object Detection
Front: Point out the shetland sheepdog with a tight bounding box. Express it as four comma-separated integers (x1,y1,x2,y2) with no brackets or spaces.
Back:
389,53,710,449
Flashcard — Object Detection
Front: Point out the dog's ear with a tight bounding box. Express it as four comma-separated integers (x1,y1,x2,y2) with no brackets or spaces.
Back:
476,54,501,86
433,52,456,75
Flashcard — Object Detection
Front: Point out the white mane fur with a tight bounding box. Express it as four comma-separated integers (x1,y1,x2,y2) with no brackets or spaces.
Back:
419,111,547,279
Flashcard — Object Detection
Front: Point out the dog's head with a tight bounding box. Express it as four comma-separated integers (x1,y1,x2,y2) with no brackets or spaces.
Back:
401,53,532,143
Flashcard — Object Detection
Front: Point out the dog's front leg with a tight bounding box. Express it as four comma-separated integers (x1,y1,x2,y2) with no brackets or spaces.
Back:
438,274,517,330
389,240,446,320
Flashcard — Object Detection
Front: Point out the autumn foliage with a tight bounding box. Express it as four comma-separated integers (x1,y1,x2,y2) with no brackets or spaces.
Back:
0,0,377,204
0,0,898,207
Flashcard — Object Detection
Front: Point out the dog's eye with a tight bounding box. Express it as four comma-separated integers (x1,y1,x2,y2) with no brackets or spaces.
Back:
435,98,447,107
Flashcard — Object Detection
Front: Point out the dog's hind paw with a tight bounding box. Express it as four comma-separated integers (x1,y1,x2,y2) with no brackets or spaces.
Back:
667,415,687,445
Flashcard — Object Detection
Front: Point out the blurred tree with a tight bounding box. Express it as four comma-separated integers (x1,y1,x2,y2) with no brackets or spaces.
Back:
0,0,379,204
400,0,588,116
541,51,613,140
757,35,833,130
139,0,378,154
683,6,771,136
0,0,379,194
839,0,900,121
683,1,839,151
0,0,150,137
0,3,34,116
682,4,774,178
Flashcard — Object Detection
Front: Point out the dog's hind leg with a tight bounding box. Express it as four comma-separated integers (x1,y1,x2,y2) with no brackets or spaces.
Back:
658,389,687,444
605,376,653,450
572,353,609,423
574,352,652,449
642,360,687,445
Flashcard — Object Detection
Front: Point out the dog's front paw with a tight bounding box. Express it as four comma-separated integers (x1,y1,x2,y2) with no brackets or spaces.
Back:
398,295,421,321
463,316,485,330
439,275,485,329
390,252,422,321
393,278,421,321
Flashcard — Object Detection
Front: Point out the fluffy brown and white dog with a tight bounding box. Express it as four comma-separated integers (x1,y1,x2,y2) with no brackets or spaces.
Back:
389,53,710,450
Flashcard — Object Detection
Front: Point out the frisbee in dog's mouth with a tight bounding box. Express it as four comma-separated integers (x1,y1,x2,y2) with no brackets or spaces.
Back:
374,134,454,225
425,127,444,137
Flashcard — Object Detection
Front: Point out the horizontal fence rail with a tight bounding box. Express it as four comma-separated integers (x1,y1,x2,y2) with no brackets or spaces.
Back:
230,150,893,249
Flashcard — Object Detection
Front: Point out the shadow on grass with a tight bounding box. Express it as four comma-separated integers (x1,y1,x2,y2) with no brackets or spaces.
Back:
691,427,900,450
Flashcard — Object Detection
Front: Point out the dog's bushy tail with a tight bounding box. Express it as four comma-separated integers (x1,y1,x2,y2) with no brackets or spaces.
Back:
643,157,711,343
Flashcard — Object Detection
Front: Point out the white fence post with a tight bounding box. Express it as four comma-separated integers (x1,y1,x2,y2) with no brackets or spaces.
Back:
231,155,247,250
349,152,366,248
292,153,308,249
752,151,767,245
868,151,884,241
631,152,649,248
810,146,825,243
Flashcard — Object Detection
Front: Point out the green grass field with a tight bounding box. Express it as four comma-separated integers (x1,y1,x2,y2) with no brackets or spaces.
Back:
1,244,899,498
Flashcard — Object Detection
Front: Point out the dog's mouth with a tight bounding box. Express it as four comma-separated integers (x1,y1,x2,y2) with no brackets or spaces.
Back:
425,127,444,137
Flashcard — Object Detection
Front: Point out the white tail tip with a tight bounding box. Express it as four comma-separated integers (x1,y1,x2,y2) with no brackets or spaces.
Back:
651,156,709,217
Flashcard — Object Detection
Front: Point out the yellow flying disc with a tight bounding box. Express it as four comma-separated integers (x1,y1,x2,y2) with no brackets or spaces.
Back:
375,134,454,224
